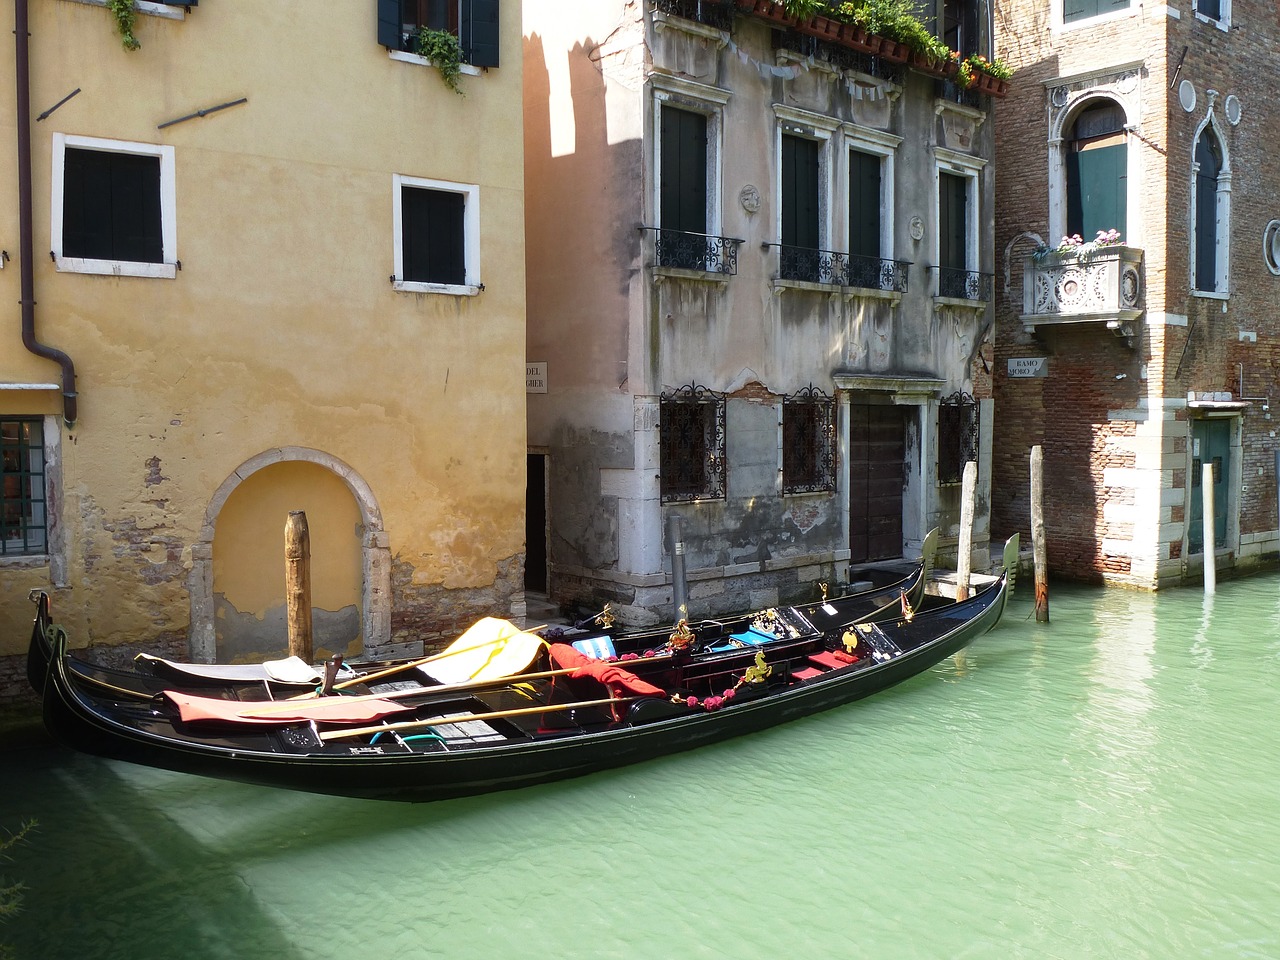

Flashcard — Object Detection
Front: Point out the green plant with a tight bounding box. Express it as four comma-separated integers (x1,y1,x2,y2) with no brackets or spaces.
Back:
107,0,141,51
415,27,465,96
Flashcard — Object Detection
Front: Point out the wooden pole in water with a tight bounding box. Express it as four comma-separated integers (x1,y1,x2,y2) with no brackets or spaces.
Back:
955,460,977,601
1202,461,1216,596
285,511,313,661
1031,445,1049,622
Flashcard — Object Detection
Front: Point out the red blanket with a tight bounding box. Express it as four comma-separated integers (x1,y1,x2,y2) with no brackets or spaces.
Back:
549,644,665,700
163,691,412,726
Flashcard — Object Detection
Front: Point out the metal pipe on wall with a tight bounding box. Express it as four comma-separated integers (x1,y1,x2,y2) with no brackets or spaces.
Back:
15,0,78,425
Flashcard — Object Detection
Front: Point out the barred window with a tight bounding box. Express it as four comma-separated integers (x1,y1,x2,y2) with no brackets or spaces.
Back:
782,387,836,494
937,392,978,485
660,385,726,502
1,418,47,556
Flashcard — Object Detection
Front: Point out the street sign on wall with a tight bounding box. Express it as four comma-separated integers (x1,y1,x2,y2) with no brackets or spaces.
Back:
1007,357,1048,378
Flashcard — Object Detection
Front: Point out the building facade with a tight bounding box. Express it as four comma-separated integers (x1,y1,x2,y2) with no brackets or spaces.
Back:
524,0,1002,627
1,0,524,696
991,0,1280,586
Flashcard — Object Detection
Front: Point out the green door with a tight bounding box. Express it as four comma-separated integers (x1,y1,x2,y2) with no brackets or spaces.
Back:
1188,419,1230,554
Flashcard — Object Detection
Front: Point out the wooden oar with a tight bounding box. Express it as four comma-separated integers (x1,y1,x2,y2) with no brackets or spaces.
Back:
246,652,675,716
318,696,639,741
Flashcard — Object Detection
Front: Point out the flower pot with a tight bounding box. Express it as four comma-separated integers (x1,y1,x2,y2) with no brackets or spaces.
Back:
878,40,909,63
795,14,840,39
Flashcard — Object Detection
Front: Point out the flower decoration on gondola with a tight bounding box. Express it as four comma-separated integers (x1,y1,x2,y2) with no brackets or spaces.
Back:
678,688,738,712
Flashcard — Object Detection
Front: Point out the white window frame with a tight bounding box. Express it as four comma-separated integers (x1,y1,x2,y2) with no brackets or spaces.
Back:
840,122,903,262
51,133,178,279
392,174,481,296
933,147,987,298
1052,0,1134,32
1190,115,1231,300
1193,0,1230,30
650,75,730,237
774,105,839,262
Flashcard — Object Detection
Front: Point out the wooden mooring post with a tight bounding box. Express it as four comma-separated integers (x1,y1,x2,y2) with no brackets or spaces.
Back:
285,511,313,661
1202,461,1216,596
955,460,977,601
1031,445,1049,622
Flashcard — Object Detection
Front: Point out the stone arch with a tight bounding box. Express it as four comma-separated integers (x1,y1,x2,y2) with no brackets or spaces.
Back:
187,447,391,662
1190,101,1232,294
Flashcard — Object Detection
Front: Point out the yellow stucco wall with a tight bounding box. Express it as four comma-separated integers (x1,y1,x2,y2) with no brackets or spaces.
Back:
0,1,526,660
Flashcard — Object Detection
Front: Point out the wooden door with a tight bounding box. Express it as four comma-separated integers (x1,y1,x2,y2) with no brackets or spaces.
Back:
849,404,906,563
1188,419,1229,554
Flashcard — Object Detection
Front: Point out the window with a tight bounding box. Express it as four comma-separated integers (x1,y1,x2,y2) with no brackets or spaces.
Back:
1194,0,1228,27
660,385,726,503
393,175,480,294
848,149,881,262
937,393,978,486
843,124,903,290
934,149,987,300
781,134,822,281
52,134,176,278
659,106,709,269
1066,100,1127,242
377,0,500,68
782,388,836,495
1193,125,1229,295
2,419,47,557
941,0,978,55
1062,0,1129,24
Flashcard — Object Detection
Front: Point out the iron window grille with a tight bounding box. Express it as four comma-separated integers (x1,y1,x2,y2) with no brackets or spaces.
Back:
643,227,743,275
935,266,993,301
660,384,726,502
783,386,837,495
937,392,978,486
1,418,47,556
652,0,734,29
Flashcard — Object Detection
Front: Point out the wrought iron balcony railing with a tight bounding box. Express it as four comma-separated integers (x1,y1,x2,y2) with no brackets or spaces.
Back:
1021,245,1144,326
934,266,993,302
644,227,743,275
767,243,910,292
652,0,735,29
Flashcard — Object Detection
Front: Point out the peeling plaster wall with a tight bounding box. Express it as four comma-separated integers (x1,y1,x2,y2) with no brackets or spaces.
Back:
0,2,527,680
525,2,996,625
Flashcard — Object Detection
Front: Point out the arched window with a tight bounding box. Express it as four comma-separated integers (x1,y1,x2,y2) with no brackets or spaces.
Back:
1065,100,1127,243
1194,127,1225,293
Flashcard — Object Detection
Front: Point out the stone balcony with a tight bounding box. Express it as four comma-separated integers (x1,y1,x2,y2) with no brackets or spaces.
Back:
1020,245,1144,344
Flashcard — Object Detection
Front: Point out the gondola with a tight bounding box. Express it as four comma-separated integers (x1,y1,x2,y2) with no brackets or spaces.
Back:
27,535,1015,803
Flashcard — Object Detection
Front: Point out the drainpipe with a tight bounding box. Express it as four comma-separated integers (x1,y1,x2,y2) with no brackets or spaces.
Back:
15,0,77,426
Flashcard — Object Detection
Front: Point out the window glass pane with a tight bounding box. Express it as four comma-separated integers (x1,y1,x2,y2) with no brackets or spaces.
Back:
1194,130,1221,292
1198,0,1221,18
1,418,47,555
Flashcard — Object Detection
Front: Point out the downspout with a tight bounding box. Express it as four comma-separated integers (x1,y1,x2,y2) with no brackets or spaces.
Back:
15,0,77,426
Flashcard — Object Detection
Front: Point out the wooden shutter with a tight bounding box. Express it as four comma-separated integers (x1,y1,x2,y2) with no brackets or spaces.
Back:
63,148,162,264
462,0,500,68
782,135,820,250
660,107,707,235
939,172,966,271
377,0,403,48
1069,143,1126,241
1195,132,1220,292
848,149,881,259
402,187,466,285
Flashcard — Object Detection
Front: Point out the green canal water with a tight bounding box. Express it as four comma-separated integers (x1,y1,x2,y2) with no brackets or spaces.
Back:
3,577,1280,959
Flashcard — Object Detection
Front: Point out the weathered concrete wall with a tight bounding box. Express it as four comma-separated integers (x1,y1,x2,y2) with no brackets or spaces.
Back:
0,1,528,687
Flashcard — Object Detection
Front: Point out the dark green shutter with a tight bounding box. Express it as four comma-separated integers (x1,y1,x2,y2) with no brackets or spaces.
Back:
848,149,881,260
63,148,162,264
403,187,466,286
782,135,820,250
1195,132,1220,292
377,0,403,49
939,172,966,271
660,107,707,235
462,0,500,68
1067,143,1126,240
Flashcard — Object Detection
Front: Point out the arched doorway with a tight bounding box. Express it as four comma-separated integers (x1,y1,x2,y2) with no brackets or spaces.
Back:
187,448,391,663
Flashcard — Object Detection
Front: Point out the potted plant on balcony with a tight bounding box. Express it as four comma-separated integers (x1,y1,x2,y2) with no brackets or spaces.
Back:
956,53,1012,95
415,27,465,95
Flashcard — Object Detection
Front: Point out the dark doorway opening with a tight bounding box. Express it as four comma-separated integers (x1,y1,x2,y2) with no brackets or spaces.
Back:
849,403,906,563
525,454,548,594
